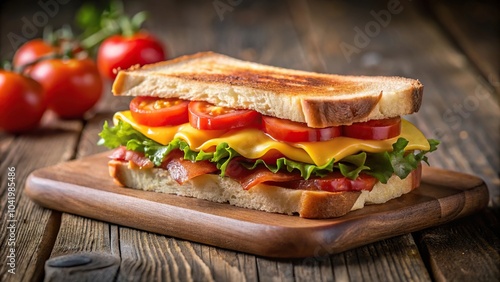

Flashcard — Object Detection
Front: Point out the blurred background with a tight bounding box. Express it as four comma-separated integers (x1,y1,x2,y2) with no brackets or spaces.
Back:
1,0,498,77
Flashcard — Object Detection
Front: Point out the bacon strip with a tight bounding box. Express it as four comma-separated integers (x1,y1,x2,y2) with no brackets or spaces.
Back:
109,148,419,193
165,151,218,184
109,146,154,169
109,147,217,184
225,159,303,190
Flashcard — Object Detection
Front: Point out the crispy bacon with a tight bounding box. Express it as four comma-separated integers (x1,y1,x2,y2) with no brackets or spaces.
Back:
225,158,379,192
225,158,303,190
108,148,420,193
109,147,217,184
109,146,154,168
165,150,218,184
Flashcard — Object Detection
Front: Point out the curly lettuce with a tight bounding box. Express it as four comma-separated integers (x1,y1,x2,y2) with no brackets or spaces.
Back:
98,120,439,183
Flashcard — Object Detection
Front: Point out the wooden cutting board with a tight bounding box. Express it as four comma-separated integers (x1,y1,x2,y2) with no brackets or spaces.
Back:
25,152,489,258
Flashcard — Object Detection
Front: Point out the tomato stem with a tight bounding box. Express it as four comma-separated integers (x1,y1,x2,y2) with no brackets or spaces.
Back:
80,26,118,50
1,60,13,71
119,15,135,37
78,1,148,49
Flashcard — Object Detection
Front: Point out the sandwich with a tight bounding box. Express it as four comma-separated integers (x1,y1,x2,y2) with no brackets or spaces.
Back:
98,51,438,219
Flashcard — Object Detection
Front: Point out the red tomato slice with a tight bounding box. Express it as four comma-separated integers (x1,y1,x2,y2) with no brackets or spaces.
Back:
262,116,341,142
272,172,378,192
130,97,189,127
343,117,401,140
188,101,261,130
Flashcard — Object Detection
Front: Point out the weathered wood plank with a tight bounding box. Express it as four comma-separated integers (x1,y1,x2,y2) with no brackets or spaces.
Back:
415,209,500,282
426,0,499,94
256,258,294,282
0,116,81,281
43,112,119,282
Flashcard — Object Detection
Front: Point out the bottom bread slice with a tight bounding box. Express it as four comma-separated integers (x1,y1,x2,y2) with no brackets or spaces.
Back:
109,160,419,218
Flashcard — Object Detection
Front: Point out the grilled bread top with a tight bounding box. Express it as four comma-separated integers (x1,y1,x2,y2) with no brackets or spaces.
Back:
112,52,423,127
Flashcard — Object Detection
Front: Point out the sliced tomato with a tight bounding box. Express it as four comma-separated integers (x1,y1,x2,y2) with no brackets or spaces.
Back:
262,116,341,142
130,97,189,127
343,117,401,140
188,101,261,130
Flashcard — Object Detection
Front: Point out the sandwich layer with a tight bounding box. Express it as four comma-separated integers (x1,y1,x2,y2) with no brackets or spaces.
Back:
109,160,420,218
112,52,423,127
113,111,431,167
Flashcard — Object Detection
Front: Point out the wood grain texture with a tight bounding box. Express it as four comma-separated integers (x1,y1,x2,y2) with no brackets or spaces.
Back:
426,0,499,94
0,117,81,281
24,152,489,258
45,113,120,281
330,234,431,282
415,208,500,282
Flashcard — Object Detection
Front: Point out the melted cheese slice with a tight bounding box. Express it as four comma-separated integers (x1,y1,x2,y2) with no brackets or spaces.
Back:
114,111,430,166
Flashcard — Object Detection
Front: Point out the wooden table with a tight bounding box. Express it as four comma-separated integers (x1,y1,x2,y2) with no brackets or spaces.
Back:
1,0,498,281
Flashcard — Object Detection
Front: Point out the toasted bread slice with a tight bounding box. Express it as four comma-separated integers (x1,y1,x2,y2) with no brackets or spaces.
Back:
113,52,423,127
109,160,420,219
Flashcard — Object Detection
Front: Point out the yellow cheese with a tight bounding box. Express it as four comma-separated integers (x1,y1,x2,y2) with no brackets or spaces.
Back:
114,111,180,145
114,111,430,166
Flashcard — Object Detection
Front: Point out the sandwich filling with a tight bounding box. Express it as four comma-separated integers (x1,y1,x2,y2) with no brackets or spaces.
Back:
99,97,438,192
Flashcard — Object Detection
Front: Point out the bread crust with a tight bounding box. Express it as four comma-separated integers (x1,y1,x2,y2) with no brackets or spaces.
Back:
112,52,423,127
108,160,420,218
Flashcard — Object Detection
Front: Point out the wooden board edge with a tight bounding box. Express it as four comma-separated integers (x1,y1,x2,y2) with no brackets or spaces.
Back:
23,156,491,258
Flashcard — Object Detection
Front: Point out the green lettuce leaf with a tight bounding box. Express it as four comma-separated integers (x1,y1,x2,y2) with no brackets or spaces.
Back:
98,121,439,182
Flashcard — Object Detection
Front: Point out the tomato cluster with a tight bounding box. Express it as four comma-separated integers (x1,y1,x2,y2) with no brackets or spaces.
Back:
0,40,103,133
0,3,167,133
129,97,402,142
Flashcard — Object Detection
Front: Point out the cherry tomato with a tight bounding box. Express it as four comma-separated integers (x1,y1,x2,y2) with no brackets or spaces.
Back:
29,58,103,119
97,33,166,80
12,39,56,69
13,39,85,70
130,97,189,127
0,71,46,133
188,101,261,130
343,117,401,140
262,116,341,142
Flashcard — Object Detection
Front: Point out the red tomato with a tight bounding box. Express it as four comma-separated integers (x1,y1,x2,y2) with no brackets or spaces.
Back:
188,101,261,130
343,117,401,140
12,39,56,69
290,172,378,192
0,71,46,132
262,116,341,142
97,33,166,80
13,39,85,70
130,97,189,127
29,58,103,119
